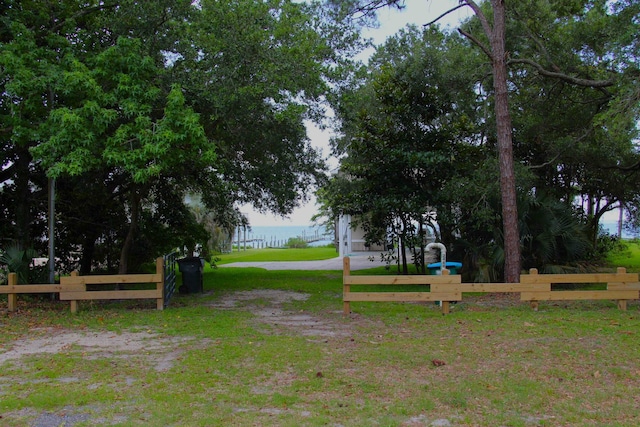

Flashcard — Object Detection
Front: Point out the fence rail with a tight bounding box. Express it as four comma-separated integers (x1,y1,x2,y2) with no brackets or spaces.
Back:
1,257,166,313
343,257,640,315
59,257,165,313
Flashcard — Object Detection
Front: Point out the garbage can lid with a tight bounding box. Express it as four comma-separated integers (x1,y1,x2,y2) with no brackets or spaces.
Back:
178,257,204,264
427,262,462,269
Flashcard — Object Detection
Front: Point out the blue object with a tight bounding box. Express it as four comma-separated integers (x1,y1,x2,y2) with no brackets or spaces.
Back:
427,262,462,274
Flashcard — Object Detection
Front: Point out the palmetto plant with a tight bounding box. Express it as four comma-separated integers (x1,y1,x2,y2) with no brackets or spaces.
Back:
0,244,39,284
519,195,591,273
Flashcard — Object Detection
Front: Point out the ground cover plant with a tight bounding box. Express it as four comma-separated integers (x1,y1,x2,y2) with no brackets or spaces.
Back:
1,253,640,426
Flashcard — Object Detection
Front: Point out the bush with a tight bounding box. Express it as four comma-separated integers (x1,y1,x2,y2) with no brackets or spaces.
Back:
286,237,308,249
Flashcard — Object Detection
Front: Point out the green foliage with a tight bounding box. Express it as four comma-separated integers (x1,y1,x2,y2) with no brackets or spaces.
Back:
518,194,592,272
2,0,353,273
325,26,482,273
320,1,640,279
285,237,309,249
0,244,39,284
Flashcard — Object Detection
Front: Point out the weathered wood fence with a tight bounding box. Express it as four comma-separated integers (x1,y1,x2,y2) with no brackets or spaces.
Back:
343,257,640,315
1,257,165,313
342,257,462,315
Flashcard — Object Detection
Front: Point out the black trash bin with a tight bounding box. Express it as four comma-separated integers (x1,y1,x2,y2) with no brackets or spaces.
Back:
177,257,204,294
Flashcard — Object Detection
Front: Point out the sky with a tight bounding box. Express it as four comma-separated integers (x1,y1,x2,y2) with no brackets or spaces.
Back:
243,1,474,227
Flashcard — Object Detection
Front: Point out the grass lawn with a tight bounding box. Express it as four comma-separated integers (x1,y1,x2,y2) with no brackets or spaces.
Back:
607,239,640,271
214,246,338,265
1,251,639,426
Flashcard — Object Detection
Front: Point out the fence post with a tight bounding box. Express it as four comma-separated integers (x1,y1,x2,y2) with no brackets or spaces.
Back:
7,272,17,312
615,267,628,311
69,271,79,313
156,257,164,311
529,268,539,311
343,257,351,316
440,269,450,315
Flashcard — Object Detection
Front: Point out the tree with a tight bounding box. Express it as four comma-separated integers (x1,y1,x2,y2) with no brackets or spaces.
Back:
330,0,639,280
173,0,333,216
323,0,520,280
32,35,216,273
3,0,347,273
325,26,481,273
321,0,640,280
448,0,520,282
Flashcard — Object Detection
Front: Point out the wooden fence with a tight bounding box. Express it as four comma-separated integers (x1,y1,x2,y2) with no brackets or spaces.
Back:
1,257,164,313
343,257,640,315
343,257,462,315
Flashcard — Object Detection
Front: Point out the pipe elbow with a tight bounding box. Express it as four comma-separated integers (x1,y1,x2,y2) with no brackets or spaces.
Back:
426,243,446,253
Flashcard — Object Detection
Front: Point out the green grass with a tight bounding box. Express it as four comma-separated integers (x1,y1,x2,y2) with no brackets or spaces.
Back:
214,246,338,265
1,249,640,426
606,239,640,271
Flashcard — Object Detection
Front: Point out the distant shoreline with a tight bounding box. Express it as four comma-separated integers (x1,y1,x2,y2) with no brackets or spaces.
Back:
234,225,333,249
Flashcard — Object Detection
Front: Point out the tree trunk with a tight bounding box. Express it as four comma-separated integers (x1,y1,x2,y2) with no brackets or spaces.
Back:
419,217,426,275
118,190,141,275
399,218,409,274
617,204,623,239
80,233,97,275
490,0,521,283
14,147,33,249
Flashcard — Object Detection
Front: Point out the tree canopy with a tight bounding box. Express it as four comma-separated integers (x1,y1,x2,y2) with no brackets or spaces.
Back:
321,0,640,279
0,0,349,273
2,0,639,279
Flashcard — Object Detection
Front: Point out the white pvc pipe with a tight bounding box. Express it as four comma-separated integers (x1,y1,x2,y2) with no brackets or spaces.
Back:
426,242,447,273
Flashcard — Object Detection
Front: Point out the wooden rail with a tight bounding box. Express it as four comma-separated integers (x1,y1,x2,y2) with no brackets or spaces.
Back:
343,257,462,314
60,257,164,313
0,275,85,312
518,267,640,311
343,257,640,315
1,258,164,313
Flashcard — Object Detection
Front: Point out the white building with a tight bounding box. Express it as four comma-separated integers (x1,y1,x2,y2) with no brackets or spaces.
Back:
336,214,386,257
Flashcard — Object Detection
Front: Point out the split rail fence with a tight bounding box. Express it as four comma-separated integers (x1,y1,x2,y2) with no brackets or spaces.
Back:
343,257,640,315
1,257,165,313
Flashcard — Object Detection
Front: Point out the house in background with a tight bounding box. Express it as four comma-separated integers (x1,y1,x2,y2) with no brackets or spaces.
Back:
336,213,437,258
336,214,385,257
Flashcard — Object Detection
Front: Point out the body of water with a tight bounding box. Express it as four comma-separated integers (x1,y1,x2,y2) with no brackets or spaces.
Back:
232,222,636,251
233,225,334,248
601,222,639,239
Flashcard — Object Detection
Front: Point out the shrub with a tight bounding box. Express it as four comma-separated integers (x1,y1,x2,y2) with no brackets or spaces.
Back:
286,237,308,249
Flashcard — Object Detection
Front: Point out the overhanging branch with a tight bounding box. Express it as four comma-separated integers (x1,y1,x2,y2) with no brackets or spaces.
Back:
508,58,614,88
423,3,467,27
458,27,492,60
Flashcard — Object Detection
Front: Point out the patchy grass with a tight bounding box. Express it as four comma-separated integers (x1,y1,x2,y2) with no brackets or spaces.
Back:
1,262,639,426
